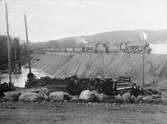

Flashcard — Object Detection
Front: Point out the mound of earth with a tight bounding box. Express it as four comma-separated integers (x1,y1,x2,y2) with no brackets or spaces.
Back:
31,53,167,89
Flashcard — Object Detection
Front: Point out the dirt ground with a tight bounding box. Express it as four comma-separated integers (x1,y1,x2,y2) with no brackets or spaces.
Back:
0,102,167,124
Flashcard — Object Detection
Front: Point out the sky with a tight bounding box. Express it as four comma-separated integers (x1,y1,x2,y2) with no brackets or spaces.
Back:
0,0,167,42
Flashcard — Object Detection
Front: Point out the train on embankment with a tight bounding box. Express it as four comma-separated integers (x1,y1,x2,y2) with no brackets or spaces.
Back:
44,40,152,54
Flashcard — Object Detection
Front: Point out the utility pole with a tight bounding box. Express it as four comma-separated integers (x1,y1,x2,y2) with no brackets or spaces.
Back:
5,3,12,87
24,15,31,74
14,40,17,73
102,52,105,80
142,37,145,88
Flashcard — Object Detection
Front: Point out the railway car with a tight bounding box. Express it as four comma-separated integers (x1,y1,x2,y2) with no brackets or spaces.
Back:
83,45,95,52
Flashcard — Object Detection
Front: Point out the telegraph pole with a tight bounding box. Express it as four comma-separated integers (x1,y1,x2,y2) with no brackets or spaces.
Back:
5,3,12,87
102,52,105,80
142,37,145,88
24,14,31,74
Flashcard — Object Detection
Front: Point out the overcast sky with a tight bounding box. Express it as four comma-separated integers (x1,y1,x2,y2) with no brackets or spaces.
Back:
0,0,167,42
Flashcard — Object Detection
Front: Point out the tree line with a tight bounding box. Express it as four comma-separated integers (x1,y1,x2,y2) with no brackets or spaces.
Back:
0,35,28,71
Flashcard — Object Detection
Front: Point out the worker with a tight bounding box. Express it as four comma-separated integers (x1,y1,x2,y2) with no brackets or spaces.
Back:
25,72,36,88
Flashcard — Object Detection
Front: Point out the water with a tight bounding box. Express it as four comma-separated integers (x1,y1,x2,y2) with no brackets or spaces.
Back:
0,67,50,88
150,44,167,54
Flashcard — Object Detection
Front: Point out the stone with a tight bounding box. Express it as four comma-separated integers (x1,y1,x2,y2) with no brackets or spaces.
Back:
19,92,47,102
91,90,105,102
160,90,167,103
130,95,137,103
142,95,153,102
4,91,21,102
96,93,106,102
115,94,123,102
79,90,96,102
152,94,161,99
136,95,144,103
122,92,131,103
49,91,71,102
71,95,79,101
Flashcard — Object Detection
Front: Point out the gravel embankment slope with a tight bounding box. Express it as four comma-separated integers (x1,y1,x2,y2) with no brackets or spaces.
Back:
32,53,167,88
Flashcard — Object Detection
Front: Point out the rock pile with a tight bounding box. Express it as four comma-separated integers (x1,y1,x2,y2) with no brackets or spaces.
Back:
0,87,163,104
115,93,161,103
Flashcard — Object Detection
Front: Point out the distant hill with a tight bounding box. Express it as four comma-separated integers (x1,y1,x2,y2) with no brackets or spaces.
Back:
30,30,167,50
83,30,167,44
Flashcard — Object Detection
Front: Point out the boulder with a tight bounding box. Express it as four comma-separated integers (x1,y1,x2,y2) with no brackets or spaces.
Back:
79,90,96,102
32,89,49,101
96,93,106,102
136,95,144,102
103,95,115,103
38,87,49,95
92,90,99,96
0,92,5,98
130,95,136,103
38,91,48,101
71,95,79,101
92,91,106,102
0,87,49,102
19,92,47,102
161,91,167,103
115,94,123,102
152,94,161,99
144,95,161,103
122,92,131,103
4,91,21,102
49,91,71,102
142,95,153,102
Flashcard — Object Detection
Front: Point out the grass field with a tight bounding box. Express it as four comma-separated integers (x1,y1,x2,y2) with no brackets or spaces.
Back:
0,102,167,124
